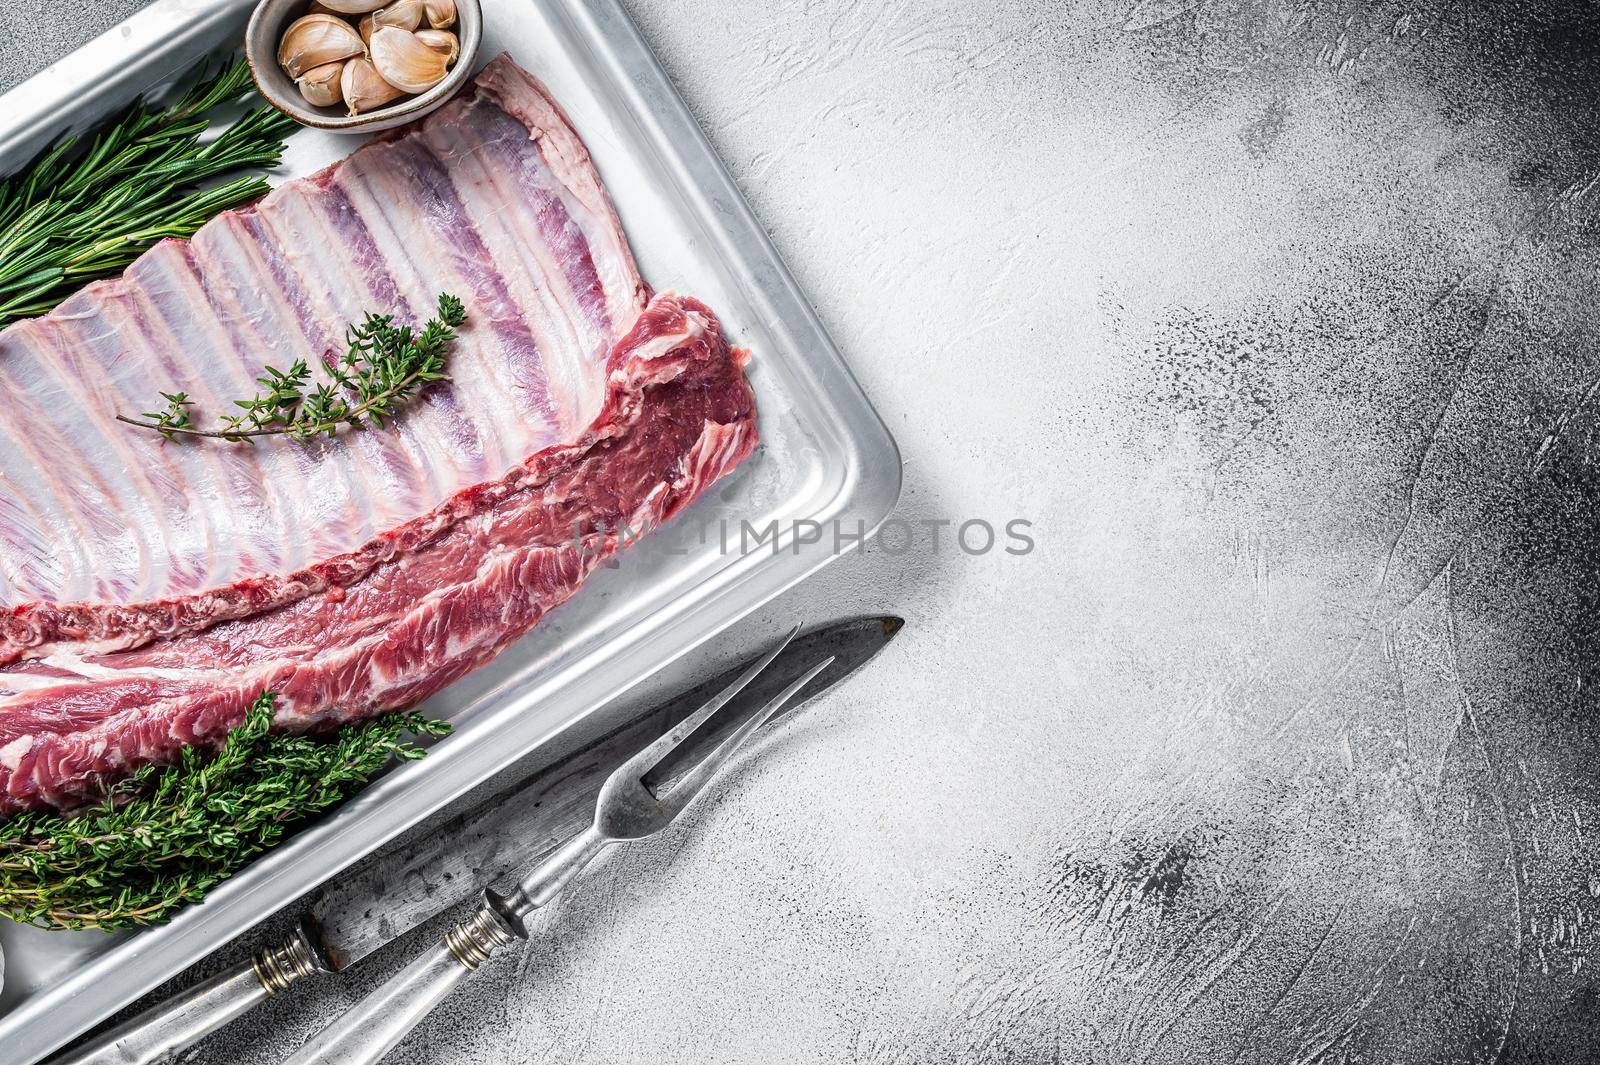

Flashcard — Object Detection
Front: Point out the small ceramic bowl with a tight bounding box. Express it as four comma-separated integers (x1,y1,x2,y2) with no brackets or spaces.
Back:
244,0,482,134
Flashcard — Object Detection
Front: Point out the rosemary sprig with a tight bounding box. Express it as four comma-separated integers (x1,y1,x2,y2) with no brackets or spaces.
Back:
120,293,468,443
0,693,449,931
0,56,297,329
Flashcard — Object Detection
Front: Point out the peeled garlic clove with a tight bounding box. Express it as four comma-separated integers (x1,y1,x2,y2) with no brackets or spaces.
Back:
422,0,455,29
370,27,450,94
341,57,406,115
359,0,424,46
278,14,364,79
296,60,345,108
413,29,459,65
312,0,389,13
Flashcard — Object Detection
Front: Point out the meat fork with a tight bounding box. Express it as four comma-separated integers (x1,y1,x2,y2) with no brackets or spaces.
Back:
281,625,832,1065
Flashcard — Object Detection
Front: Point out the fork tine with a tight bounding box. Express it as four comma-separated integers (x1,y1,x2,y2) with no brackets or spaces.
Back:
653,655,835,820
616,623,802,782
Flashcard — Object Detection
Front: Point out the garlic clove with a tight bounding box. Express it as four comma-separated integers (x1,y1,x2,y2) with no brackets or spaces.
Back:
296,61,346,108
358,0,424,46
422,0,455,29
341,57,407,115
370,27,451,94
311,0,389,13
413,29,459,65
278,14,364,79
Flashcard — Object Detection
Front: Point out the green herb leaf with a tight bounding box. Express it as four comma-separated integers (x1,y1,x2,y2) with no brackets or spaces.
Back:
0,693,449,930
119,292,469,443
0,56,296,331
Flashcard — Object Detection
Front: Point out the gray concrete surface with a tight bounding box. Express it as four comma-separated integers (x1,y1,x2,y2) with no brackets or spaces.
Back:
12,1,1600,1062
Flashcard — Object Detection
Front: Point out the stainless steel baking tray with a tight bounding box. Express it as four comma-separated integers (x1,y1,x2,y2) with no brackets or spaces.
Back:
0,0,902,1058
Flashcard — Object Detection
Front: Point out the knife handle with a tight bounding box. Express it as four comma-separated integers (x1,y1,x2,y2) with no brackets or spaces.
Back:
48,920,328,1065
280,901,519,1065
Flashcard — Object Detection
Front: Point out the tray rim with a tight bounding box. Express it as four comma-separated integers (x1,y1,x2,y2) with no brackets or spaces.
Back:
0,0,903,1059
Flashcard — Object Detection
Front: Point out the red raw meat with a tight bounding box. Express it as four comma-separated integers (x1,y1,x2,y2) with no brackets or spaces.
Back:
0,56,757,815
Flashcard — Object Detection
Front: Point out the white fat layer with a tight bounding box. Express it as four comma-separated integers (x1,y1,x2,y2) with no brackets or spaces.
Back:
38,651,209,685
0,735,33,772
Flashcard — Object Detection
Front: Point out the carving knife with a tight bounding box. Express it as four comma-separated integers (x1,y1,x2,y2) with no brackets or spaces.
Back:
49,615,904,1065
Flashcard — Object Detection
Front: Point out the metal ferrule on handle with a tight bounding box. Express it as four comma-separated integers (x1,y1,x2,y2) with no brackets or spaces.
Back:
47,921,328,1065
488,824,612,936
282,827,610,1065
279,900,519,1065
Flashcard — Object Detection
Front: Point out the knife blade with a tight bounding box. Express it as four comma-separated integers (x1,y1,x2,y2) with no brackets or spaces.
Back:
50,615,903,1065
308,614,903,968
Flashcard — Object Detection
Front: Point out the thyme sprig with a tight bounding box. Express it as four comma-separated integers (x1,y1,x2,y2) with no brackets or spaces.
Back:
120,292,468,442
0,693,449,931
0,56,297,329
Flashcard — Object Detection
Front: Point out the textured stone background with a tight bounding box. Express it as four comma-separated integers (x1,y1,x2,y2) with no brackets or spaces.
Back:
10,1,1600,1062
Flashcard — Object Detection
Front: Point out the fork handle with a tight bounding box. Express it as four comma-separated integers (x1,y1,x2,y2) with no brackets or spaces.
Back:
282,827,608,1065
279,902,517,1065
